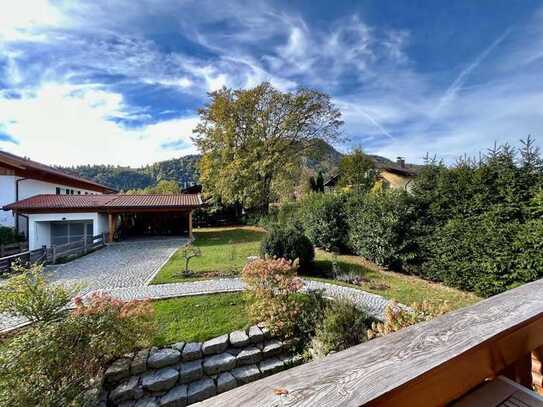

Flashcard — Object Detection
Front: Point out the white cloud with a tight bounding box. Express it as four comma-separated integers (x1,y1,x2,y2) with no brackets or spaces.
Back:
0,83,198,166
0,0,63,42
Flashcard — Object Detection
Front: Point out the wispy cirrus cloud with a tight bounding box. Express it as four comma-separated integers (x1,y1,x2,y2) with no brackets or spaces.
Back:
1,0,543,166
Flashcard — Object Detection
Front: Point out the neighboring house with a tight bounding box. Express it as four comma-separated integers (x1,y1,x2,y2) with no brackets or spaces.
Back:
3,194,202,250
1,151,202,250
324,157,418,192
0,150,116,235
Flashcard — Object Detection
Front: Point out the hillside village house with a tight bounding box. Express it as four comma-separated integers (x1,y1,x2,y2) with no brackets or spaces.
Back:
324,157,418,191
1,151,201,250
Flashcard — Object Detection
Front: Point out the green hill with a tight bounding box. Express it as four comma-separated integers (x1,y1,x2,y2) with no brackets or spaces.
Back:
60,142,414,191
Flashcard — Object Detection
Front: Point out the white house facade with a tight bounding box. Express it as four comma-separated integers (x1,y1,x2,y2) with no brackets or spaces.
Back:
0,150,116,237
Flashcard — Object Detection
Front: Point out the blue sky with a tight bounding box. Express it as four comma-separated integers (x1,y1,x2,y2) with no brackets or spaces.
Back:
1,0,543,166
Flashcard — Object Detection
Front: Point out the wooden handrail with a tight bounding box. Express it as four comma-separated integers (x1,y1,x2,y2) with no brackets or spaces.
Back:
198,278,543,407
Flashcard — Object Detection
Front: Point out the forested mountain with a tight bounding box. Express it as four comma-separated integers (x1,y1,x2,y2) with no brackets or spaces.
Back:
60,155,200,191
59,142,409,191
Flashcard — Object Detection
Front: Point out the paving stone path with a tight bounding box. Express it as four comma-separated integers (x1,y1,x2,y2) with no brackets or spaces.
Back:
0,239,392,333
98,278,391,319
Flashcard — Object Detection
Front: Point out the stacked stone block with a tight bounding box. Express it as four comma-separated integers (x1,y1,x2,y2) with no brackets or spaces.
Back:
102,325,302,407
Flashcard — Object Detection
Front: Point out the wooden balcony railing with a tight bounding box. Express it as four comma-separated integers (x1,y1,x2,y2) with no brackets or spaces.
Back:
198,278,543,406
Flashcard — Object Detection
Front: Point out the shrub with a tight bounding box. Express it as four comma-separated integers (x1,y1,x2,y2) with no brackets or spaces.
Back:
512,219,543,284
423,209,521,296
367,300,451,339
241,258,303,337
260,225,314,271
294,289,327,348
0,226,24,245
347,190,417,269
0,263,75,323
299,192,350,251
310,299,370,358
0,292,155,406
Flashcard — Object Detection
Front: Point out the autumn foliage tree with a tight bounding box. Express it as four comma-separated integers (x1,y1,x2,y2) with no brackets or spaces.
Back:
193,82,343,214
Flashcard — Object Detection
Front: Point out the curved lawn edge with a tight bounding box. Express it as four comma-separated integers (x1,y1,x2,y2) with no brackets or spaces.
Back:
0,278,392,334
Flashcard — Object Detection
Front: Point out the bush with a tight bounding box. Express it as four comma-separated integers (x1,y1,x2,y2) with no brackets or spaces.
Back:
260,225,314,271
0,226,24,245
347,190,417,269
299,192,350,251
0,289,155,406
423,208,522,296
367,300,451,339
0,263,75,322
241,258,303,337
310,299,370,358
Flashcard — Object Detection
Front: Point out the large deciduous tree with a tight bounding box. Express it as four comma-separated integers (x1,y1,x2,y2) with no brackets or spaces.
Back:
192,82,343,214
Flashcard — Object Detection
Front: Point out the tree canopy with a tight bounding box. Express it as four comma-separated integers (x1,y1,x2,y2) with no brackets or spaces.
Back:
193,82,343,213
337,148,376,192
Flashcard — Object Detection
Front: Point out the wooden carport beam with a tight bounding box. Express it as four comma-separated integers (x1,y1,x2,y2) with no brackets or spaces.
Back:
108,212,117,242
188,210,193,240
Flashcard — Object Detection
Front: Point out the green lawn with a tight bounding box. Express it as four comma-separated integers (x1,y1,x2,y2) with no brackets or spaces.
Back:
151,226,265,284
152,226,480,310
152,292,251,346
312,250,480,309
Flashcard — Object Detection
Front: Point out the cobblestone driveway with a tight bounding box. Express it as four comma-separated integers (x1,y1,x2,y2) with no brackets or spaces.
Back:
45,237,188,293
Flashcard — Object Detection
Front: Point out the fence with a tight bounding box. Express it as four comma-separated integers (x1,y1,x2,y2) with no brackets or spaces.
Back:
0,241,28,258
0,233,107,275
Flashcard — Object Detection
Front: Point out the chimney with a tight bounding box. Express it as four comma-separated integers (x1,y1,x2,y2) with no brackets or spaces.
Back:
396,157,406,168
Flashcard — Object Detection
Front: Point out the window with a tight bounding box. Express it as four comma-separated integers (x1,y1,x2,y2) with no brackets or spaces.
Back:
56,187,61,195
77,191,81,195
65,189,70,194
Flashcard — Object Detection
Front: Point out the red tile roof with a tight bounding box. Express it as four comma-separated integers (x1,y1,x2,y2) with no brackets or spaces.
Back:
3,194,202,211
0,150,117,193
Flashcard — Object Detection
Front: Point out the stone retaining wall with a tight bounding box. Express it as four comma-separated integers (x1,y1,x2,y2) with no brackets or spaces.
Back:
102,325,302,406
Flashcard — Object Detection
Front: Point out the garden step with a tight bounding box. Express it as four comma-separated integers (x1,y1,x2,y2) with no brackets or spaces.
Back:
131,349,149,375
203,352,236,375
178,360,203,384
159,384,187,407
187,377,216,404
202,334,229,355
135,397,159,407
216,372,237,393
236,346,262,366
148,349,181,369
182,342,202,361
248,325,264,344
262,339,283,357
259,357,284,376
142,368,179,392
231,364,262,384
105,358,132,383
229,330,249,347
109,376,143,402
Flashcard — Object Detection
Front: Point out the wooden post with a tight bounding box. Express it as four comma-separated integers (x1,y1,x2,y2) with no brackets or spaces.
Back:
108,213,116,243
52,246,57,264
188,210,193,240
501,353,533,389
102,232,107,246
533,346,543,395
0,244,4,258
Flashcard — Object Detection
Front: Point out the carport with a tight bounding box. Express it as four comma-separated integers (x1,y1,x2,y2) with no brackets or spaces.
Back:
3,194,202,249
